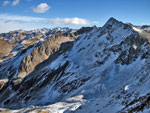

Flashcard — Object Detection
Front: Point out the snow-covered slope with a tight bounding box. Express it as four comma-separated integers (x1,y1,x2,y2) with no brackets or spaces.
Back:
0,18,150,113
141,25,150,33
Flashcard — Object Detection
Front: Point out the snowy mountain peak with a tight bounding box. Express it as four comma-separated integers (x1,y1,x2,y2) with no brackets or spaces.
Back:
104,17,122,26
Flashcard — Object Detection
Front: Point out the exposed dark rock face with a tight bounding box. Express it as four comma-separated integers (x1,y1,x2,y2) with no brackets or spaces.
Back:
74,27,94,36
120,93,150,113
113,35,149,65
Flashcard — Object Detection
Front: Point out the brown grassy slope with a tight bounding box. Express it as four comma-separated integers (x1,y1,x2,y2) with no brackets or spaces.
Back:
0,39,12,59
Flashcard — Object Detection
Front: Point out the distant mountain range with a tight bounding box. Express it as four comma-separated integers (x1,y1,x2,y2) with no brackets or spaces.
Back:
0,18,150,113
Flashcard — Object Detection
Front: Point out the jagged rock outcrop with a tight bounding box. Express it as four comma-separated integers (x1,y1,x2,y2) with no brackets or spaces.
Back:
74,26,94,36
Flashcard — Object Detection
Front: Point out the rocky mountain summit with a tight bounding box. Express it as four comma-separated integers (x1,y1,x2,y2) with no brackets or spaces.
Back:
0,18,150,113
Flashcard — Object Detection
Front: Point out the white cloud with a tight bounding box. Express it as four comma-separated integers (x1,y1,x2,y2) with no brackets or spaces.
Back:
12,0,20,6
0,22,23,33
0,14,99,33
0,14,44,23
0,14,45,33
0,22,39,33
141,22,150,25
0,14,98,26
46,18,99,25
33,3,50,13
3,1,10,6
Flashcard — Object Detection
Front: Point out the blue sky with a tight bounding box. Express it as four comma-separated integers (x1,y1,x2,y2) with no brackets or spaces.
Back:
0,0,150,33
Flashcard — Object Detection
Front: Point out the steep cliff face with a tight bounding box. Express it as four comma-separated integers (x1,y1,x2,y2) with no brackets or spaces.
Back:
0,18,150,113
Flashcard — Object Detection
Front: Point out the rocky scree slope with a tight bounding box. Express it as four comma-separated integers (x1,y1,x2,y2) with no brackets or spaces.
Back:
0,18,150,113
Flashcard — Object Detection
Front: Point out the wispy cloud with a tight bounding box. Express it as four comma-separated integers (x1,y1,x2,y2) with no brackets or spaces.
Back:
0,14,44,23
12,0,20,6
0,14,99,33
0,21,40,33
141,22,150,25
46,18,99,25
3,1,10,6
0,14,99,25
33,3,50,13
